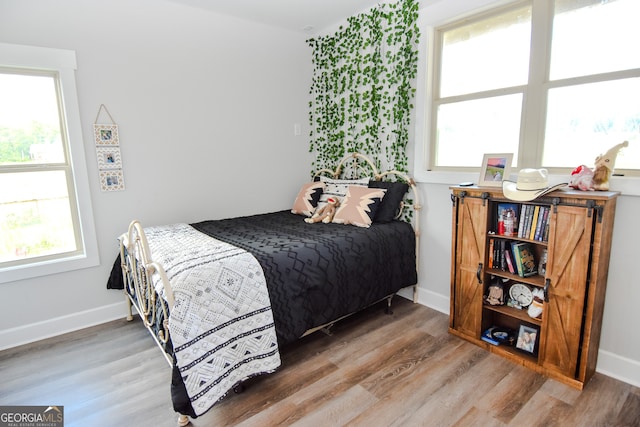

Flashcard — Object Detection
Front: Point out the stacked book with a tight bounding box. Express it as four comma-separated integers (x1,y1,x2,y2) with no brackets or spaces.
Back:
517,204,550,242
488,238,537,277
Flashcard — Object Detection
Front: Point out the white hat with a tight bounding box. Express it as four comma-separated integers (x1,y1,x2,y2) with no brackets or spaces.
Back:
502,168,567,201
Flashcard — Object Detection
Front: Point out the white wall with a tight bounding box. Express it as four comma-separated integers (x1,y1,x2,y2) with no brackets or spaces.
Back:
0,0,313,345
410,0,640,388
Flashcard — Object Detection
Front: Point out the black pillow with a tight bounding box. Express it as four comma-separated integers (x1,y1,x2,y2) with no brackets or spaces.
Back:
368,181,409,222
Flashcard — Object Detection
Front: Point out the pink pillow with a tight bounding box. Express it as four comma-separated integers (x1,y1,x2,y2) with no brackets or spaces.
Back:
332,186,387,228
291,181,325,217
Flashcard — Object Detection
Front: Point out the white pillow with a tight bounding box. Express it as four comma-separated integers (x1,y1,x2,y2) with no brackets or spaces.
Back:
315,176,370,213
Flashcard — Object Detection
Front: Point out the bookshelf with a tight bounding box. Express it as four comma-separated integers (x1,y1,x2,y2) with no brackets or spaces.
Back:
449,185,619,389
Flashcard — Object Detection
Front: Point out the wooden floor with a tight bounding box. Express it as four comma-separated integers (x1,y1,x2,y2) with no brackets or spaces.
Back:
1,298,639,427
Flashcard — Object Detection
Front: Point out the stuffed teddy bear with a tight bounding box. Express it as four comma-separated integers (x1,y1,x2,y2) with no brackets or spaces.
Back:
305,197,340,224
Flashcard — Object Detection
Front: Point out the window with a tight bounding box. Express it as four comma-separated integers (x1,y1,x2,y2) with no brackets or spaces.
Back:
0,43,98,283
429,0,639,174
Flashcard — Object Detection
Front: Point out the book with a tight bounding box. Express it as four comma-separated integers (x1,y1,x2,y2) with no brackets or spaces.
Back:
511,241,523,276
512,242,538,277
534,206,546,241
522,204,534,238
538,206,550,242
518,204,529,238
504,246,516,274
488,238,494,269
528,205,540,240
543,220,550,242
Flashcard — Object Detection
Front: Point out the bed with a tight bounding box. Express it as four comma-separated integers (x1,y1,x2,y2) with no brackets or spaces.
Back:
106,153,421,426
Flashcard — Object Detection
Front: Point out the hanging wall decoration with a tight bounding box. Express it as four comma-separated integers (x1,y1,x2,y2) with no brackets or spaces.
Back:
94,104,125,191
306,0,420,176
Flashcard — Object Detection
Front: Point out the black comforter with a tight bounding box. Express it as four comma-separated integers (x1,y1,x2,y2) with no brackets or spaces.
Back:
190,210,417,345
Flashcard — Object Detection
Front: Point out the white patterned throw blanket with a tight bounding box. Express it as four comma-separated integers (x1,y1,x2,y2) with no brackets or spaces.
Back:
143,223,281,416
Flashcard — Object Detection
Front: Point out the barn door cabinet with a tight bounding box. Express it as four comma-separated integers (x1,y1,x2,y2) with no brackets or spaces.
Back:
449,185,618,389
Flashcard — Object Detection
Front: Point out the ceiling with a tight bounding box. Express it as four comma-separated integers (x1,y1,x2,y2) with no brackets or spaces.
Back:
166,0,405,35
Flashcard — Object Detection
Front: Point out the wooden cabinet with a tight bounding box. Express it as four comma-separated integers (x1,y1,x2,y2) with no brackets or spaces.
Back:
449,186,618,389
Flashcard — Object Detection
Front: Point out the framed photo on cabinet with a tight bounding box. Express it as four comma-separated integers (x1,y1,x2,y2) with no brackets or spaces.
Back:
516,324,538,355
479,153,513,187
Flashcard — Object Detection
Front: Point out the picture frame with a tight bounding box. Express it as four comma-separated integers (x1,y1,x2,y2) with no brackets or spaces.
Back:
95,146,122,170
516,324,538,354
99,170,125,192
479,153,513,187
93,124,119,146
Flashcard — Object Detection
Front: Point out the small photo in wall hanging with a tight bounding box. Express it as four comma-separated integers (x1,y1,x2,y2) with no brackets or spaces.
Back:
94,104,125,191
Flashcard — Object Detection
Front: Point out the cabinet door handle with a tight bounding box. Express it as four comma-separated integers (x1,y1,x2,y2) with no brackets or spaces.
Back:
477,263,483,284
544,279,550,302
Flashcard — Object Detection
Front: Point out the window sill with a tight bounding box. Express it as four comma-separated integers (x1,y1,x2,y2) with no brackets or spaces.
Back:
0,252,99,284
413,170,640,197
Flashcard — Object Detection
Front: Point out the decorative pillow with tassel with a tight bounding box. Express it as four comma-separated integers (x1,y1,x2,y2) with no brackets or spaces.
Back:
291,181,325,217
332,186,387,228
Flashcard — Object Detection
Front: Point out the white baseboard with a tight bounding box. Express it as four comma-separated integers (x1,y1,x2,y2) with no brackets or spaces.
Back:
0,302,130,351
415,287,451,315
596,349,640,388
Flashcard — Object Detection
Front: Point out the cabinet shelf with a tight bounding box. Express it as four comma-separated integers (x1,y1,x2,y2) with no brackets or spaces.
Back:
450,185,618,389
483,303,542,326
487,268,545,288
488,233,548,247
487,341,539,364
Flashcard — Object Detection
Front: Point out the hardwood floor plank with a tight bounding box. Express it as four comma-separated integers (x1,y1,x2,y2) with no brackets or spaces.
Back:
474,368,547,424
347,342,489,426
290,385,378,427
559,374,635,426
535,376,583,405
507,389,572,427
202,353,339,426
452,406,507,427
614,391,640,426
402,351,516,426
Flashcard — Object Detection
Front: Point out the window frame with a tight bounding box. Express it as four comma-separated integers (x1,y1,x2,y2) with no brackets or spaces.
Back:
0,42,99,283
413,0,640,196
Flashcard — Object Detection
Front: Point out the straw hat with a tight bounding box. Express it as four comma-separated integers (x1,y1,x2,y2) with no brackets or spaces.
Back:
502,168,566,201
